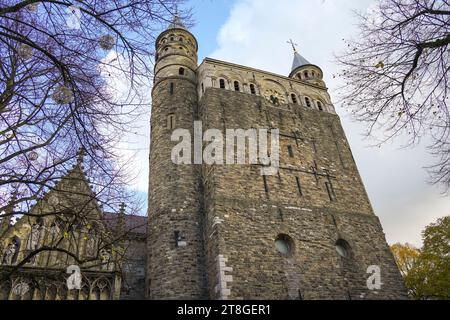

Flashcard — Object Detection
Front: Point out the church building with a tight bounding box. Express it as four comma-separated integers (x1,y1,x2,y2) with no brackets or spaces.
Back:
146,16,407,300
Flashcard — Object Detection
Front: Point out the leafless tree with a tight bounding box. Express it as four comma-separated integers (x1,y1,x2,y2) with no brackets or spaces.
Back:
0,1,189,281
0,0,191,213
336,0,450,190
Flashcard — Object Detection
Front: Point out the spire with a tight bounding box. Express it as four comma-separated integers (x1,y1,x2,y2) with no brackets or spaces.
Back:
168,8,187,30
291,51,311,72
76,147,85,166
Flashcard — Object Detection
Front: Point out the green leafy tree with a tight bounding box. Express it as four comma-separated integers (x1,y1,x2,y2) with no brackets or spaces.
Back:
391,216,450,300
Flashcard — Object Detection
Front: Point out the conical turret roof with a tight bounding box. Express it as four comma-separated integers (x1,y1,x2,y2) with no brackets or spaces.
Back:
291,51,311,72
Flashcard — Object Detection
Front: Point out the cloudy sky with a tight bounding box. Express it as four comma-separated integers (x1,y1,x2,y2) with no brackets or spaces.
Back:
126,0,449,248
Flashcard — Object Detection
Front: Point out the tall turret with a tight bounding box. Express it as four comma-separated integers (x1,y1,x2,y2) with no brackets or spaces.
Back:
289,50,326,88
147,16,206,299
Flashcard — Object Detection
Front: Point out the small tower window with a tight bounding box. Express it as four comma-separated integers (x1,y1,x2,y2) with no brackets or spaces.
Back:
295,177,303,196
169,82,174,95
335,239,351,258
201,83,204,93
179,37,183,42
304,71,308,78
312,71,316,77
287,145,294,158
250,84,256,94
291,94,298,104
317,101,323,111
219,79,225,89
167,114,175,130
234,81,240,92
305,97,311,107
179,67,185,76
170,37,174,41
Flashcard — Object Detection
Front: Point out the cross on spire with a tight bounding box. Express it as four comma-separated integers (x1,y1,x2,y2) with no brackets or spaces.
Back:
76,147,85,165
287,39,298,53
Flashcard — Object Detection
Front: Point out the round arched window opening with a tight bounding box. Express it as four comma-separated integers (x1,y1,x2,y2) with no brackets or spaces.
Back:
335,239,351,258
275,234,294,256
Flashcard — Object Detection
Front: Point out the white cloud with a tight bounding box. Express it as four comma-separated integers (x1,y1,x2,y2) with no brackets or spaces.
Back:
209,0,450,247
101,51,151,194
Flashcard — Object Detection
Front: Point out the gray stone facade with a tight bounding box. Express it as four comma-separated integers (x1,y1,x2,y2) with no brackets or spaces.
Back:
146,21,408,300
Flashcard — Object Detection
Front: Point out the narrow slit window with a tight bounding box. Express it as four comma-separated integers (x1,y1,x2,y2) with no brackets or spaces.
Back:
219,79,225,89
201,83,204,93
287,145,294,158
168,114,175,130
263,176,269,193
169,82,174,95
296,177,303,196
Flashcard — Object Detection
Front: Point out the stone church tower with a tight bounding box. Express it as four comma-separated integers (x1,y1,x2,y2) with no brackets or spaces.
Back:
147,18,407,299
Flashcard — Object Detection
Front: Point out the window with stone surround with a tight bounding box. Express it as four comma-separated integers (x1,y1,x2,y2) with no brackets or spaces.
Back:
234,81,240,92
305,97,311,107
179,67,185,76
275,234,294,256
335,239,351,258
291,94,298,104
317,101,323,111
250,84,256,94
219,79,225,89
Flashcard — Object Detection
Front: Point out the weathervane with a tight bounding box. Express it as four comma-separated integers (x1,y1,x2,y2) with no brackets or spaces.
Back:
287,39,298,53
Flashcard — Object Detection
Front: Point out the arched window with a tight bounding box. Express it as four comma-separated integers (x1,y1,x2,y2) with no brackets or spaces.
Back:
219,79,225,89
250,84,256,94
170,37,174,41
179,37,183,42
234,81,240,92
335,239,351,258
312,71,316,77
304,71,309,78
305,97,311,107
179,67,185,76
317,101,323,111
297,74,302,80
291,94,298,104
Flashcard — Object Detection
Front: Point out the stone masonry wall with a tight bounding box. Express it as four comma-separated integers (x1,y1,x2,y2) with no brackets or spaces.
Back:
147,77,207,299
199,87,407,300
